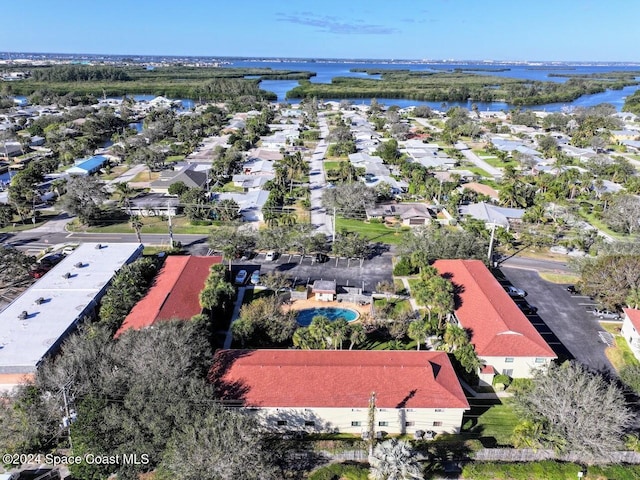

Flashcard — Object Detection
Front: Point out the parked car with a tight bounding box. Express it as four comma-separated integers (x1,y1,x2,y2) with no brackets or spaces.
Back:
29,265,51,278
265,251,278,262
38,253,65,267
566,285,581,295
591,308,620,320
504,285,527,297
234,269,248,285
517,303,538,315
61,245,78,255
315,253,329,263
240,251,255,261
250,270,261,285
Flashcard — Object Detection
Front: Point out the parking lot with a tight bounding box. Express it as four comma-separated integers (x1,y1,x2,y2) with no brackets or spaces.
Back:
230,251,394,293
497,266,614,373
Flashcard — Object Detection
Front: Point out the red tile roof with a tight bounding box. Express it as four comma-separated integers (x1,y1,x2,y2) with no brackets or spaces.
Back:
433,259,556,358
115,255,222,337
624,308,640,332
211,349,469,410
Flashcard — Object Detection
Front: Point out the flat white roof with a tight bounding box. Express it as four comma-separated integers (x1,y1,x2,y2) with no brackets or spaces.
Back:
0,243,143,374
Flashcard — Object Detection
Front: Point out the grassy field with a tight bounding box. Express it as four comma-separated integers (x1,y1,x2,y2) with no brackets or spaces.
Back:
323,159,346,171
335,217,409,245
462,461,640,480
373,298,413,316
308,463,368,480
601,322,640,372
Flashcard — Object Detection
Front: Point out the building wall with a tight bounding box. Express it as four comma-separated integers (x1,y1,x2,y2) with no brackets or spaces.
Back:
242,406,466,435
621,316,640,362
480,355,552,379
314,292,334,302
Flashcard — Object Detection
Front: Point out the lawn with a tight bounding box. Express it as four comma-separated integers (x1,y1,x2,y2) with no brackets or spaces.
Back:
463,165,492,178
130,169,160,183
68,215,214,235
601,322,640,372
324,159,346,171
537,272,580,284
308,463,368,480
0,212,61,233
335,217,409,245
462,461,640,480
373,298,413,317
394,279,408,295
461,399,519,447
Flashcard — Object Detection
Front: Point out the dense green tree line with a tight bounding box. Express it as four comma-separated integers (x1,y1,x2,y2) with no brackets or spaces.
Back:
31,65,132,82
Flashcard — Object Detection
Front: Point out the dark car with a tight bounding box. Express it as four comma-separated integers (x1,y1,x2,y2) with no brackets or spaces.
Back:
315,253,329,263
39,253,65,267
518,303,538,315
29,264,52,278
567,285,580,295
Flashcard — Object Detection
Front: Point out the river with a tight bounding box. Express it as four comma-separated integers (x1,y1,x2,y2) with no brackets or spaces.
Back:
231,60,640,112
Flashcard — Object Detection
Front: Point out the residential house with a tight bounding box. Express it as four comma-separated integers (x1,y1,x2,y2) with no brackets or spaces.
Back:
0,243,143,390
433,259,556,383
621,308,640,362
211,350,469,435
150,163,208,193
126,193,180,217
366,203,436,227
115,255,223,338
461,183,500,202
66,155,109,176
232,174,274,192
212,190,270,222
459,202,525,230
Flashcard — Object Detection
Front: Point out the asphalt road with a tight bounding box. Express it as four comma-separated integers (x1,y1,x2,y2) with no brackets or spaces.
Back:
498,266,613,373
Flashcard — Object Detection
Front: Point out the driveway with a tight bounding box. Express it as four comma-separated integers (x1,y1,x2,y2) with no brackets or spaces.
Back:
231,251,393,293
497,266,613,373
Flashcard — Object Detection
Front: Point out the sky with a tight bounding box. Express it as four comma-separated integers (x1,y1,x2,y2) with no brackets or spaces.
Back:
2,0,639,62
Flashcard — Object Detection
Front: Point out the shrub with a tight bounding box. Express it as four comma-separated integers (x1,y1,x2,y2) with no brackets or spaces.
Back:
393,257,417,276
493,374,512,387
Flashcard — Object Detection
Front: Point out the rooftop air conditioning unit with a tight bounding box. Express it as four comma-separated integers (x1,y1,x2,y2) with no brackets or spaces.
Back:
95,244,102,249
74,262,83,268
35,297,45,305
18,311,28,320
62,272,71,279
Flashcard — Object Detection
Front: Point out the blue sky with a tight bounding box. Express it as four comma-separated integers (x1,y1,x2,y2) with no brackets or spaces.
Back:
2,0,638,62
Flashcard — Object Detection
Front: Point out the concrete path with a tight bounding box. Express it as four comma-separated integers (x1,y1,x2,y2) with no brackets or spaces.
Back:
106,164,146,187
398,277,421,311
223,286,246,349
28,212,73,234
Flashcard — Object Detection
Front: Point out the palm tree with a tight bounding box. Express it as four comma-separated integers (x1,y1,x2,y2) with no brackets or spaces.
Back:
330,318,349,350
368,439,424,480
130,215,143,244
309,316,332,349
348,324,366,350
442,324,468,352
114,182,135,211
407,320,427,351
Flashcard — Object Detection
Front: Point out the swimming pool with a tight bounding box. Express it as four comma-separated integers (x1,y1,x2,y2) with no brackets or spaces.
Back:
295,307,359,326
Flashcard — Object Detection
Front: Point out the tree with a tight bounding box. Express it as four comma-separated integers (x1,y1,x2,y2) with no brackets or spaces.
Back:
232,297,297,347
578,254,640,310
512,361,633,463
213,198,241,222
0,248,35,284
180,187,209,221
129,215,143,243
407,320,428,351
368,438,424,480
167,180,189,197
332,231,369,265
348,323,367,350
208,226,257,269
62,175,107,225
601,194,640,235
322,183,376,219
199,264,235,312
162,407,279,480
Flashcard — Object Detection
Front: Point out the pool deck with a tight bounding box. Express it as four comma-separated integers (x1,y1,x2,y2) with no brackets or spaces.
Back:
282,298,372,319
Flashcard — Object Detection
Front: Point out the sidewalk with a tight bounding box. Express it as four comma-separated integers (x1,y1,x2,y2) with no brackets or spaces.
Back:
223,286,246,349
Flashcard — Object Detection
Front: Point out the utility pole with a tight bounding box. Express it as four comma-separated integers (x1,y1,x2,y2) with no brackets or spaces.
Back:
487,222,496,264
61,383,74,451
167,200,174,249
368,391,376,456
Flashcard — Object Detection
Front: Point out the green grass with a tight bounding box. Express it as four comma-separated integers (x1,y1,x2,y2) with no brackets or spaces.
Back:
537,272,580,284
335,217,409,245
465,165,492,178
215,181,244,193
601,323,640,372
462,461,640,480
308,463,368,480
241,288,274,304
165,155,185,163
323,160,346,170
393,279,408,295
0,212,60,233
373,298,412,316
461,400,519,447
577,209,634,242
67,215,214,235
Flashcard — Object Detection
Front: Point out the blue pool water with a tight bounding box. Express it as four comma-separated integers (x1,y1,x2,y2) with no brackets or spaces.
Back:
296,307,358,326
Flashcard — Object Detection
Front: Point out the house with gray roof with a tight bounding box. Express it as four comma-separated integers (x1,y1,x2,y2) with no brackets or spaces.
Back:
212,189,270,223
366,203,436,227
459,201,525,229
150,164,208,193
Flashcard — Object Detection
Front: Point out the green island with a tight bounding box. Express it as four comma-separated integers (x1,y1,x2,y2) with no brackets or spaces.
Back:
287,69,640,105
4,64,315,101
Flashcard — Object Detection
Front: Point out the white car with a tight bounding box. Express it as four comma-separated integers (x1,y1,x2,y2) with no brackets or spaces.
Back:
234,270,248,285
250,270,261,285
504,285,527,297
265,251,277,262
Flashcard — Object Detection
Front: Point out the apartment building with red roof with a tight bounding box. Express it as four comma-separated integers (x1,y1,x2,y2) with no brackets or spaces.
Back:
210,349,469,435
621,308,640,362
115,255,222,337
433,259,556,382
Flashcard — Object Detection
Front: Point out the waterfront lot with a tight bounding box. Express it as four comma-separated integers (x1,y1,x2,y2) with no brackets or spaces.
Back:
498,266,613,373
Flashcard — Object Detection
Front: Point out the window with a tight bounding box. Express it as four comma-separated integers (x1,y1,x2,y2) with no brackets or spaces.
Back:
435,408,444,412
502,369,513,377
433,421,443,427
276,420,288,426
505,357,514,363
304,421,315,427
378,421,389,427
351,421,362,427
535,357,546,364
405,421,415,427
